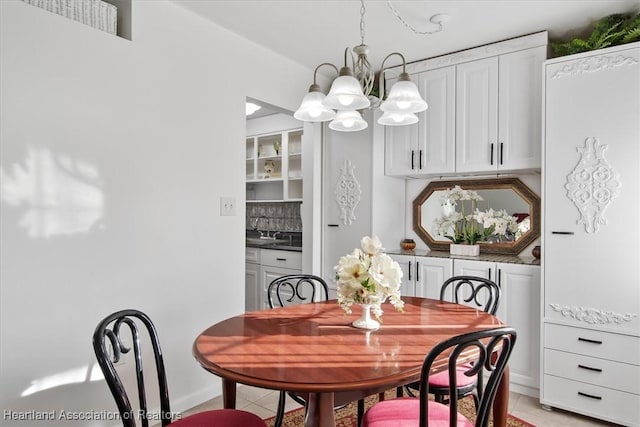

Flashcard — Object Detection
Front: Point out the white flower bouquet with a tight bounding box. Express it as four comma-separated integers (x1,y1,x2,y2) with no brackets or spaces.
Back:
433,185,520,244
335,236,404,321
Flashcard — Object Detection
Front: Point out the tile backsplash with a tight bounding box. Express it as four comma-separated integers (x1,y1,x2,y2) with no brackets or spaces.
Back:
246,202,302,232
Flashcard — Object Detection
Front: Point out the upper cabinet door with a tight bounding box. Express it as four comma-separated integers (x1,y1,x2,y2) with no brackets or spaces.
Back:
498,46,546,171
455,57,499,173
419,66,456,175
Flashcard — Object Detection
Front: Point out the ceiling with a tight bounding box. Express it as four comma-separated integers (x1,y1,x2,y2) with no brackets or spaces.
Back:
172,0,639,81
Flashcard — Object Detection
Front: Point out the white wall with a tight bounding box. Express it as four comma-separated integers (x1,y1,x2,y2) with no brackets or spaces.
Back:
0,1,312,425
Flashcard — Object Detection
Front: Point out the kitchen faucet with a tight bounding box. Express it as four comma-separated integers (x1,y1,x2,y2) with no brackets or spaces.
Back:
252,215,271,238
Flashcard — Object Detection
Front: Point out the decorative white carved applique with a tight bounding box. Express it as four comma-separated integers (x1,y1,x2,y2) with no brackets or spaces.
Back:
334,160,362,226
565,137,621,233
552,54,639,79
549,304,638,325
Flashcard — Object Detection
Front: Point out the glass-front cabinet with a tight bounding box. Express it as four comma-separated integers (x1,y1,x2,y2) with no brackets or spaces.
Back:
246,129,303,202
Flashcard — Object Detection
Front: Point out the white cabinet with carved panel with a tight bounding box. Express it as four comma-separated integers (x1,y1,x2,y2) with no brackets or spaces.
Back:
390,254,452,299
542,42,640,426
453,259,541,396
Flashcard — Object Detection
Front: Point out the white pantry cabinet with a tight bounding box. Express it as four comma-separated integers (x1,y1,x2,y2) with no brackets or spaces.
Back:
390,254,452,299
453,259,541,396
384,32,547,177
245,247,261,312
542,42,640,426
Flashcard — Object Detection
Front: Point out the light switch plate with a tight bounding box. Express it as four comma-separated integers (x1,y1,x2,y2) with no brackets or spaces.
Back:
220,197,236,216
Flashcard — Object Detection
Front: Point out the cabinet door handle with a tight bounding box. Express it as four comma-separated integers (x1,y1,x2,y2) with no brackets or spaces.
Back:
497,268,501,287
327,224,339,227
578,364,603,373
488,268,492,281
552,231,574,235
419,149,423,170
578,337,603,345
276,258,287,261
416,261,420,282
408,261,412,281
577,392,602,401
490,143,494,166
500,142,504,165
411,150,415,170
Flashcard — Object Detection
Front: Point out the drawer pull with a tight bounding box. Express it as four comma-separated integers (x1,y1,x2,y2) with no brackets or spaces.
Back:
578,364,602,373
577,391,602,401
551,231,575,235
578,337,603,344
327,224,339,227
276,258,287,261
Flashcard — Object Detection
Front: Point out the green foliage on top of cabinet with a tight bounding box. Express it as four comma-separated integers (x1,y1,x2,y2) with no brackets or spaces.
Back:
550,13,640,57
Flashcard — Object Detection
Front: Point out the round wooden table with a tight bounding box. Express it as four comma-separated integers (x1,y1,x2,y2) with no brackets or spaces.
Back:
193,297,509,427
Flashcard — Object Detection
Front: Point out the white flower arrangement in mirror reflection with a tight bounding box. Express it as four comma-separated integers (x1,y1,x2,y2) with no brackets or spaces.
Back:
433,185,521,244
335,236,404,321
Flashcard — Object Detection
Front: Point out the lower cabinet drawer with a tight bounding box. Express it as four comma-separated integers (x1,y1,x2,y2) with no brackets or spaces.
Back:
544,348,640,394
260,249,302,270
545,323,640,365
543,374,640,427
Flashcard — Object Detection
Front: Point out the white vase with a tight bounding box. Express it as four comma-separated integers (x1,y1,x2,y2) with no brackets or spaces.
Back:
449,243,480,256
352,304,380,330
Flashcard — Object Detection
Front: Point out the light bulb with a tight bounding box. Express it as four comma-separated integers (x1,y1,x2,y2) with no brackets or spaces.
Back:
397,101,411,110
343,119,355,128
309,109,322,118
338,96,354,107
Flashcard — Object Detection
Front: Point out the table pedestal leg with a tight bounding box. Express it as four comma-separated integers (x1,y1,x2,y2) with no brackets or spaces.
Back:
222,378,237,409
493,365,509,427
305,392,335,427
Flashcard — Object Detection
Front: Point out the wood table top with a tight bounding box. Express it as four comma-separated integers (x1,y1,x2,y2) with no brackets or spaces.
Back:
193,296,504,393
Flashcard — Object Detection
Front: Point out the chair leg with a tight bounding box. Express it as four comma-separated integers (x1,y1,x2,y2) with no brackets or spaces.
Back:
274,391,287,427
357,399,365,427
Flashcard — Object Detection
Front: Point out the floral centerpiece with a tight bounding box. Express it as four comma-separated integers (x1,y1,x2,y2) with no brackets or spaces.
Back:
335,236,404,330
433,186,520,255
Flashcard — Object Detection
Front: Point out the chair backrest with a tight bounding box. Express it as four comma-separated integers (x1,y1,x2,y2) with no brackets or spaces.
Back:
93,309,173,427
418,327,517,427
267,274,329,308
439,275,501,315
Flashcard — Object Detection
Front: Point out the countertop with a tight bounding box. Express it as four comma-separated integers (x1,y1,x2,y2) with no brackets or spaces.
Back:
386,249,540,266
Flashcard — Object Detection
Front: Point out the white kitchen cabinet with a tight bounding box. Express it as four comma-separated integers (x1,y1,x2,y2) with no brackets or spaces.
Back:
542,42,640,426
245,248,261,312
385,66,455,176
456,46,545,173
258,249,302,310
453,258,541,396
246,128,303,202
384,32,547,177
391,254,452,299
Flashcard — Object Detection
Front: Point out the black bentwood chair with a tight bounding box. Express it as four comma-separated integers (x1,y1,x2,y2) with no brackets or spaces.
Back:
406,276,502,408
93,309,267,427
267,275,367,427
363,327,517,427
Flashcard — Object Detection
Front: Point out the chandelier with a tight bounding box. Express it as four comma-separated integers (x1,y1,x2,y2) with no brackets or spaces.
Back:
294,0,429,132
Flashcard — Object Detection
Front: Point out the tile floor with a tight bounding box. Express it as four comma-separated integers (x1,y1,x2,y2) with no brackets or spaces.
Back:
182,385,621,426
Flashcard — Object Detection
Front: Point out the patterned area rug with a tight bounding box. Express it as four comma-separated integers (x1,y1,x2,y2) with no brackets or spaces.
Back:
264,390,535,427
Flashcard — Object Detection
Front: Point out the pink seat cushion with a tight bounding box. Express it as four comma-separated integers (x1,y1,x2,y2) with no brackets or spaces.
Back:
363,398,473,427
170,409,267,426
428,363,476,388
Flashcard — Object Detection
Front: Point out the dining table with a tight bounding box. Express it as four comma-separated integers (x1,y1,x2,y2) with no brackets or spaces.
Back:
193,296,509,427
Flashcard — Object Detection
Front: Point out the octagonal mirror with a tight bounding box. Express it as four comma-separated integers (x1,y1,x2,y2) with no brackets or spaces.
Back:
413,177,540,255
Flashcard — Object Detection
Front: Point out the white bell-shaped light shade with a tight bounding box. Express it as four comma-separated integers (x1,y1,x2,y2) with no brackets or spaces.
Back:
380,79,428,114
324,75,370,111
378,111,419,126
294,90,336,122
329,110,368,132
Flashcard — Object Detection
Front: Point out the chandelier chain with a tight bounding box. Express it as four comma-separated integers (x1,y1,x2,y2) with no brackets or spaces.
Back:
386,1,443,35
360,0,366,45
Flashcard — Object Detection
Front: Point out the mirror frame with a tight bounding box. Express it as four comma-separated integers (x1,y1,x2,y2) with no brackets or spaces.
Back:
412,177,540,255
